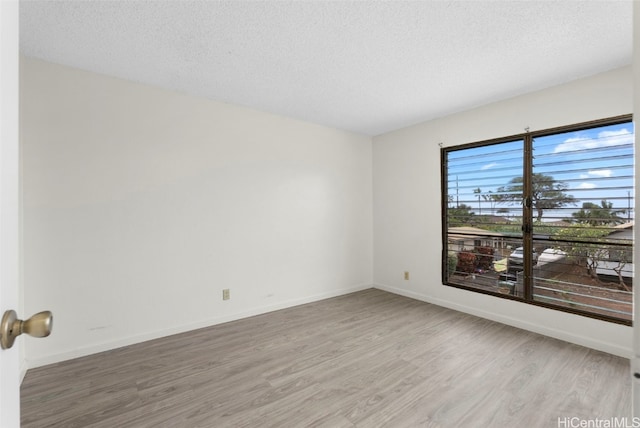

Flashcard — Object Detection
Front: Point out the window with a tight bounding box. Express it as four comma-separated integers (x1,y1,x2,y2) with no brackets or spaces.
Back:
441,115,634,324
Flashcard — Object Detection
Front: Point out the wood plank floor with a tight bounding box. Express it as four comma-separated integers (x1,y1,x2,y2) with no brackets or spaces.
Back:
21,289,631,427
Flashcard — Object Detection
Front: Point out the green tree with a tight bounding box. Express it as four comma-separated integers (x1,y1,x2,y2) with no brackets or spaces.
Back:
496,173,576,222
554,224,630,291
571,200,627,226
448,204,474,227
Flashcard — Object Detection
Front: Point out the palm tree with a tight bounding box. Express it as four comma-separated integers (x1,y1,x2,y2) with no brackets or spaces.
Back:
482,191,498,215
571,200,627,226
473,187,481,215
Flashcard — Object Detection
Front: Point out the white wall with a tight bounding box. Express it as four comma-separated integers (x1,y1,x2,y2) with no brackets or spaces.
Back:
373,66,634,358
632,0,640,416
21,57,373,367
1,1,22,426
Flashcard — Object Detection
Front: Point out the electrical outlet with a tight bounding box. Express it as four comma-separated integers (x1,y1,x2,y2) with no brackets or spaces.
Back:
404,271,410,280
222,289,230,300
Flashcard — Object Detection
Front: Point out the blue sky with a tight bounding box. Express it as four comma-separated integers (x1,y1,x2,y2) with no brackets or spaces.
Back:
447,121,635,221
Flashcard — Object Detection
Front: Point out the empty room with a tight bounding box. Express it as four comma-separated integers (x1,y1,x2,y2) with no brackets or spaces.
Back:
1,1,639,427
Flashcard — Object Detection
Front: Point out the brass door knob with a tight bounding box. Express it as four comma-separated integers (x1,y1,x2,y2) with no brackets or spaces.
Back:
0,310,53,349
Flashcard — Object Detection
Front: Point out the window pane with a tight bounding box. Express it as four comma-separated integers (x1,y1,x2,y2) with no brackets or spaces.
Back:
531,122,634,321
445,140,524,294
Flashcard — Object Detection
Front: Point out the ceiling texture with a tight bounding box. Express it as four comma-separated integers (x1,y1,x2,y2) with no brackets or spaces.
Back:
20,1,633,136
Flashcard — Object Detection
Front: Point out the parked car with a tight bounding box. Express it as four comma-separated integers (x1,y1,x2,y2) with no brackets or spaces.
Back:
508,247,538,269
537,248,567,265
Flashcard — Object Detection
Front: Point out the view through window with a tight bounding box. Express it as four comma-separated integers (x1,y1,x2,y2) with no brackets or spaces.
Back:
442,116,634,324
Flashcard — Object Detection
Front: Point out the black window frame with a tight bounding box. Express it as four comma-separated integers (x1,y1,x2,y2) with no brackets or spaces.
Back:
441,114,634,325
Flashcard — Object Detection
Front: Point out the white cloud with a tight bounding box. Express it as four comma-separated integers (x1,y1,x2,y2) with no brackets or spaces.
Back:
579,174,589,179
588,169,613,177
577,182,596,189
481,162,498,170
553,128,633,154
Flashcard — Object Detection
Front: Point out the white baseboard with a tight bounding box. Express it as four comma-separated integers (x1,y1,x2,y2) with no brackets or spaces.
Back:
27,282,628,369
26,283,373,369
373,282,632,359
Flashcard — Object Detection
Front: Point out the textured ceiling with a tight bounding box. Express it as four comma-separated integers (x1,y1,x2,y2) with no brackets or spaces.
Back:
20,1,633,136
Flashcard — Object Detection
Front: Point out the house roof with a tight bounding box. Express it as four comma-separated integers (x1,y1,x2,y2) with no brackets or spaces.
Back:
448,227,508,241
613,221,634,229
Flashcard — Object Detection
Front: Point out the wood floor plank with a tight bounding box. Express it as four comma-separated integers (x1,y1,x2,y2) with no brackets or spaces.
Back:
21,289,631,427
